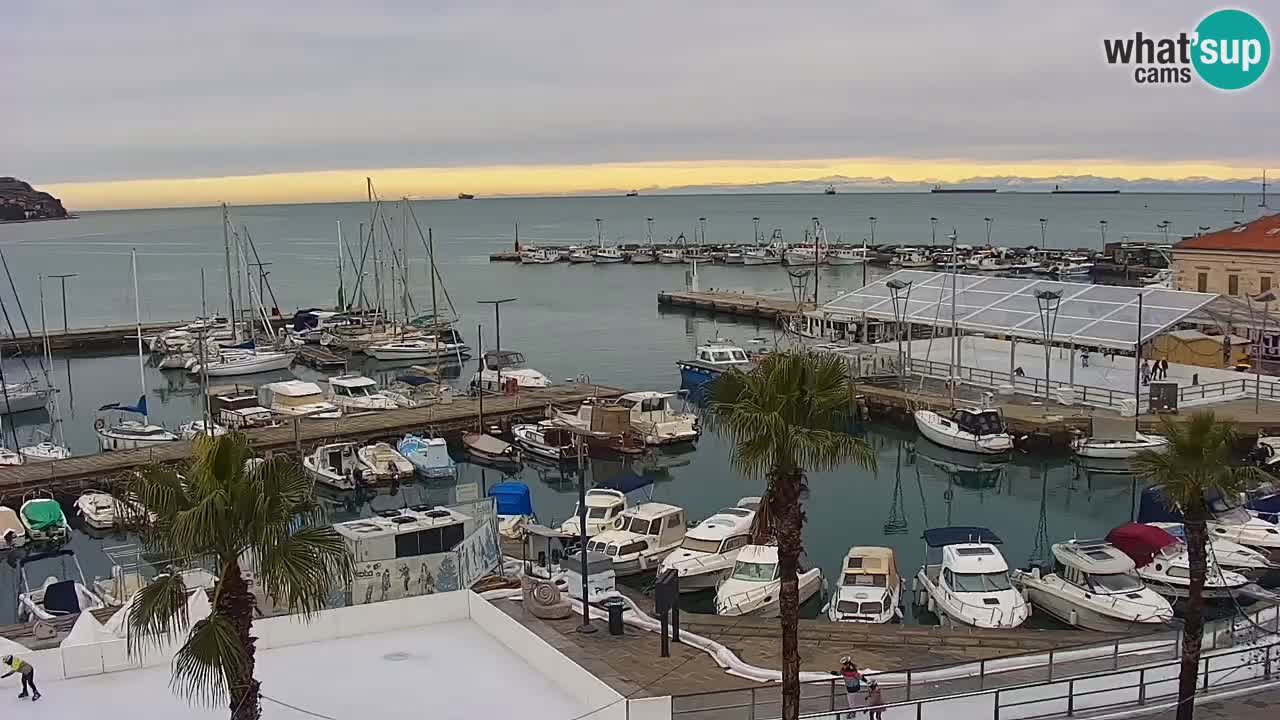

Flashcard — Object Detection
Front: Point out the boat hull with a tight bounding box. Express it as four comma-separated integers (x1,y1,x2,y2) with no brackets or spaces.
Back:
0,389,51,415
677,361,723,388
196,352,295,377
742,254,781,266
914,411,1013,455
1071,435,1168,459
96,428,179,452
1021,583,1168,632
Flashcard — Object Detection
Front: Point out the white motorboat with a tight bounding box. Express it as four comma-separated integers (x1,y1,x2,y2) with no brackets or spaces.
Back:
783,246,826,266
96,411,180,452
356,442,414,481
826,546,904,624
520,247,561,264
462,432,522,469
714,544,824,617
1107,523,1250,600
585,503,687,577
1145,522,1276,581
890,248,934,269
179,419,228,440
258,380,341,418
826,247,868,266
326,374,399,412
1071,417,1168,459
567,248,595,263
1138,487,1280,559
20,495,70,543
612,391,700,446
19,439,71,462
0,445,22,465
676,340,753,388
74,490,150,530
189,349,295,377
630,248,656,264
1049,255,1094,277
471,349,552,392
659,498,759,593
511,421,578,462
0,506,27,550
17,549,107,621
398,434,456,479
1012,539,1173,632
303,442,363,490
560,488,627,537
914,526,1030,629
742,249,782,265
914,407,1014,455
365,339,470,362
0,382,53,415
593,247,626,264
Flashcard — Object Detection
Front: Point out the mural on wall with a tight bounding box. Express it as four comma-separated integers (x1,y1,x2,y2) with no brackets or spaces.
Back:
348,517,503,605
455,518,502,588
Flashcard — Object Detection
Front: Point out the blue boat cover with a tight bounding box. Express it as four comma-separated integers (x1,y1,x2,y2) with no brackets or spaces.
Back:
100,395,148,415
489,482,533,516
922,526,1003,547
1136,486,1265,523
396,374,438,387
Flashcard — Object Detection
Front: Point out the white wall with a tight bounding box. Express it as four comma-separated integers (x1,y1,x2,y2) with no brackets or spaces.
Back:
254,589,469,649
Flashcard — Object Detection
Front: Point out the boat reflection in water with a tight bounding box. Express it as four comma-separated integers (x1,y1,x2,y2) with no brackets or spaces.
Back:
911,439,1006,491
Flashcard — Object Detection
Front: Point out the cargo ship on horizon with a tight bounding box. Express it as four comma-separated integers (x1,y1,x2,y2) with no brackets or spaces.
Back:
930,184,997,193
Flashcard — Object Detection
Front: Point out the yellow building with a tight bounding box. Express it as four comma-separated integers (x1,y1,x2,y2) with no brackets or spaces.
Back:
1145,329,1251,370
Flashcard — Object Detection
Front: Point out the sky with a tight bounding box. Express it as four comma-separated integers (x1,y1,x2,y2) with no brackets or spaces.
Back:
4,1,1276,209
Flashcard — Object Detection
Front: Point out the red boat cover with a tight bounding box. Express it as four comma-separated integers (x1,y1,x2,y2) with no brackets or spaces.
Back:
1105,523,1176,568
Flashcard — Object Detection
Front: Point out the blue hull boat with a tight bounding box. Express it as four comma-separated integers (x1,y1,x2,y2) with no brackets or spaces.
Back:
397,435,456,479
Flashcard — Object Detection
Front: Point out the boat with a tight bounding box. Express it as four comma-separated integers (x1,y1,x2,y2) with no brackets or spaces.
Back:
1247,434,1280,467
931,185,997,193
490,481,536,540
1138,487,1280,559
457,192,475,200
1107,523,1250,600
303,442,363,491
1145,522,1276,581
826,546,904,624
593,247,626,264
471,349,552,393
611,391,700,446
585,502,687,576
520,247,561,264
19,439,71,462
511,421,577,462
560,488,629,537
189,349,295,377
914,526,1030,629
463,432,522,468
1012,539,1173,632
258,380,341,418
20,495,70,543
356,442,414,481
630,248,656,264
826,247,868,266
74,490,149,530
783,245,826,266
657,247,685,264
1048,255,1094,277
1052,185,1120,194
288,310,366,344
326,374,399,412
889,248,934,268
178,419,228,440
0,506,26,550
625,190,639,197
720,248,745,264
366,339,470,362
567,248,595,263
397,435,456,479
742,248,782,265
1071,417,1169,459
676,340,753,388
17,549,106,621
824,184,836,195
914,407,1014,455
714,544,824,617
659,498,758,592
0,382,52,415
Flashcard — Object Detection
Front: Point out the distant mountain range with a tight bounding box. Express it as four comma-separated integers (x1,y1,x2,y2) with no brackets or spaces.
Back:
625,174,1270,195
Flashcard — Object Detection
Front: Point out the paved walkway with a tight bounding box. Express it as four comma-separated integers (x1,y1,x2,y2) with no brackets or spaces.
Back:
1194,686,1280,719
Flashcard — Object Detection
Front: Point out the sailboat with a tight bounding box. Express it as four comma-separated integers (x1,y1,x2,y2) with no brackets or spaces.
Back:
96,251,180,452
462,326,522,470
18,275,70,461
366,225,470,362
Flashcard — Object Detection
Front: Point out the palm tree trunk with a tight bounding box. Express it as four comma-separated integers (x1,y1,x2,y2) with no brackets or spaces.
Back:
219,559,262,720
770,470,805,720
1176,514,1208,720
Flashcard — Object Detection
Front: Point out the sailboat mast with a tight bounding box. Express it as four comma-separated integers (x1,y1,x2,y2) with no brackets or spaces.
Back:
222,204,237,342
430,228,439,355
476,322,484,431
201,268,212,429
336,220,345,311
949,227,959,409
401,201,410,327
38,275,64,446
131,249,148,422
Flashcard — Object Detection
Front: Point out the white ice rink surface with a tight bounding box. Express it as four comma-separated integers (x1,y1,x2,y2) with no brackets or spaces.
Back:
5,620,587,720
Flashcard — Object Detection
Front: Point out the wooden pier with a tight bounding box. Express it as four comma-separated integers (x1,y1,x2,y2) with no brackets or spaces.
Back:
657,290,811,320
1,316,293,354
297,345,348,370
0,383,625,495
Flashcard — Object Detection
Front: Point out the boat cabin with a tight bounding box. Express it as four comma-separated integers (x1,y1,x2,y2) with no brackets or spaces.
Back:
585,502,686,565
328,374,383,399
561,488,627,537
949,408,1006,437
837,547,898,593
1049,540,1146,595
219,406,275,430
334,505,473,564
259,380,338,416
729,544,781,583
692,343,750,368
677,505,755,555
482,349,528,371
922,526,1014,594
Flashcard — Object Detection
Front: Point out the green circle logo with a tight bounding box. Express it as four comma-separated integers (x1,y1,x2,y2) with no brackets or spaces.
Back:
1192,9,1270,90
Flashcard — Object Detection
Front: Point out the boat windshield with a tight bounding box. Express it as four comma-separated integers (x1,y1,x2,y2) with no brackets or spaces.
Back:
843,573,887,587
732,561,778,582
951,571,1013,592
587,507,610,520
1211,504,1253,524
624,516,658,535
680,537,724,554
1086,572,1144,593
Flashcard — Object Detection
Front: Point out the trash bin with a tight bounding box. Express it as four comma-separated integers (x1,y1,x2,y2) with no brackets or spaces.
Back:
602,597,626,636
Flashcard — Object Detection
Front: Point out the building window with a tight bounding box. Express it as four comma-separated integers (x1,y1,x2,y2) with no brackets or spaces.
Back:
1197,273,1208,293
1263,277,1272,294
1228,274,1239,296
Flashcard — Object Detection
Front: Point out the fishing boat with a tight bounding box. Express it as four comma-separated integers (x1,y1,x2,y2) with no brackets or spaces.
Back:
1071,417,1168,459
567,247,595,263
326,374,399,412
520,247,561,264
593,247,626,264
1145,522,1276,581
511,421,577,462
826,246,868,266
656,247,685,264
720,247,745,264
490,481,536,540
74,490,149,529
889,247,934,268
585,502,687,577
1047,255,1094,277
914,407,1014,455
914,526,1030,629
610,391,700,446
471,349,552,392
17,549,106,621
1012,539,1172,632
714,544,824,617
783,245,826,266
303,442,363,491
676,340,753,388
397,434,456,479
630,248,656,264
826,546,904,624
356,442,414,481
659,498,758,593
560,489,629,537
1107,523,1250,600
20,494,70,543
0,506,26,550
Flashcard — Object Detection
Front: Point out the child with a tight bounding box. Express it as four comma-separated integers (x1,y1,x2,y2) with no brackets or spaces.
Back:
2,654,40,701
838,656,861,718
865,678,884,719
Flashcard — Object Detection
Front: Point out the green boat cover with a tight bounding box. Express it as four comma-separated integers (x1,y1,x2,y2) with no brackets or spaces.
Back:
22,500,64,531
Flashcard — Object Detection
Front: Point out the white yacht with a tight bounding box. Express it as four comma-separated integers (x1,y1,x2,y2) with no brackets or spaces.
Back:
914,407,1014,455
511,421,577,462
303,442,363,490
472,350,552,393
659,498,759,593
327,374,399,412
1107,523,1250,600
258,380,341,418
1138,487,1280,558
585,503,687,577
365,338,470,362
0,506,27,550
1012,539,1173,632
560,489,627,538
1146,522,1276,580
17,549,107,621
612,391,700,445
914,526,1030,629
19,439,71,462
714,544,824,617
826,546,904,624
676,341,753,388
0,382,53,415
1071,417,1168,459
189,349,295,377
74,490,150,530
356,442,414,481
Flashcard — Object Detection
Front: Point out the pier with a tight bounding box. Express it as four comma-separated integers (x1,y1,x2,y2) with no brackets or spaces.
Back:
1,316,294,354
0,382,625,494
658,290,810,320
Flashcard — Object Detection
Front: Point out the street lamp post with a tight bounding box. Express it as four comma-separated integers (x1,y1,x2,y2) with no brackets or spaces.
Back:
560,422,608,634
752,217,761,245
1039,219,1048,250
866,216,877,288
930,217,938,246
1099,220,1108,249
887,279,913,388
1035,290,1063,402
477,298,517,353
49,273,78,332
984,217,993,247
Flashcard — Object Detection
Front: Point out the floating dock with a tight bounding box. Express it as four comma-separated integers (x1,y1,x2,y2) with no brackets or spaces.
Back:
297,345,348,370
1,316,294,354
657,290,811,320
0,383,625,495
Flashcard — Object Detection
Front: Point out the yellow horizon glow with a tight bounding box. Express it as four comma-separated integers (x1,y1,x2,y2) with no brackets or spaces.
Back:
42,157,1264,211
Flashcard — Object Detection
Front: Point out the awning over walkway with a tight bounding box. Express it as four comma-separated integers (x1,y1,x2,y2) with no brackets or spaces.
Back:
820,270,1217,350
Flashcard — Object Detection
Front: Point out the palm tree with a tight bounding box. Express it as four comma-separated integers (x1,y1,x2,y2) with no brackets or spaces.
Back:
706,350,876,720
1130,412,1264,720
124,433,353,720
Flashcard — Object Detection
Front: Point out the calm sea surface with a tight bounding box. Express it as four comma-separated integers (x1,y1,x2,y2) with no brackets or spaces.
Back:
0,193,1242,624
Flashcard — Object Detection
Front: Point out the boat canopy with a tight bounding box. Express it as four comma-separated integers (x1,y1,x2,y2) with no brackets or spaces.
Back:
99,395,148,415
1052,539,1136,574
922,526,1002,547
1106,523,1177,568
1090,416,1137,442
482,350,526,370
396,374,438,387
490,482,534,516
21,500,65,531
1136,486,1252,524
841,547,897,587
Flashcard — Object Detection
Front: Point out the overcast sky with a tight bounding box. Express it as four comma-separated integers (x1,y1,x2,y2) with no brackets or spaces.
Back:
5,1,1275,186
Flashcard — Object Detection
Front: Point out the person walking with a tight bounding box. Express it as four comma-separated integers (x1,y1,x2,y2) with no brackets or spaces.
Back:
2,654,40,701
838,657,862,718
1160,359,1169,379
1080,348,1090,368
865,678,884,720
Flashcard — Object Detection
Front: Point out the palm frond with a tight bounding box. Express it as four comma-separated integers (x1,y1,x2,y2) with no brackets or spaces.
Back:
257,526,354,617
1130,411,1250,512
170,613,247,708
125,572,190,657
